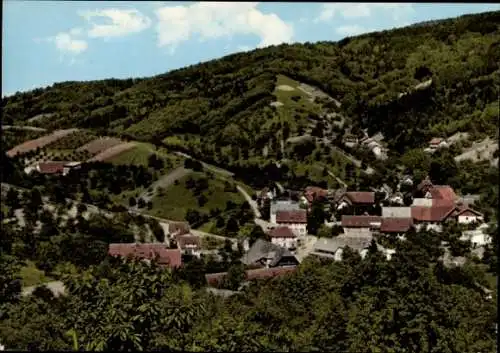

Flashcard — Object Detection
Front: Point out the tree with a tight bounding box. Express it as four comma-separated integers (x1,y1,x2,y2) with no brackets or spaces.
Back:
307,200,326,235
185,209,201,226
128,197,136,207
137,198,146,209
223,264,246,290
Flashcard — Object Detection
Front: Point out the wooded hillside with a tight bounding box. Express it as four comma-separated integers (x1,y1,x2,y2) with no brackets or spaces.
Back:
3,11,499,159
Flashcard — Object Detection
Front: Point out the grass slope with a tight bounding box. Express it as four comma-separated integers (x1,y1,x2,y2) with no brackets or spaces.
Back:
147,171,245,222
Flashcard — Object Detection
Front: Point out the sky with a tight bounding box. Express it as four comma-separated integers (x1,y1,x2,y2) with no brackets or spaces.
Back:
3,1,500,96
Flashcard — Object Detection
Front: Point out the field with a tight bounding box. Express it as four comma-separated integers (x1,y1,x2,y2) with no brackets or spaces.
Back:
7,129,78,157
2,129,48,151
46,130,98,150
88,142,137,162
77,137,123,155
109,142,182,168
147,171,245,222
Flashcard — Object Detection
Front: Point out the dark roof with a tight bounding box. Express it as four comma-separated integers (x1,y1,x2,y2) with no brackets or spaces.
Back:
380,218,413,233
37,161,68,174
168,221,190,235
341,215,381,228
241,239,297,267
344,191,375,204
276,210,307,223
411,205,455,222
268,227,296,238
429,185,457,201
205,266,297,287
108,243,182,268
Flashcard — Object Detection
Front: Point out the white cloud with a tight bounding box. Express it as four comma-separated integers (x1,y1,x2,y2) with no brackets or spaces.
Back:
316,3,414,22
336,25,372,37
79,8,151,38
155,2,293,52
50,30,88,55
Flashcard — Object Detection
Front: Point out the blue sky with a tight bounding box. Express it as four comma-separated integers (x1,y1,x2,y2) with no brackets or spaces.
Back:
3,1,499,96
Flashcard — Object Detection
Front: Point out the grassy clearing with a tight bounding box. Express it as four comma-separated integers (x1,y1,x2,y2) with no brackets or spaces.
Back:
19,260,53,287
147,171,245,221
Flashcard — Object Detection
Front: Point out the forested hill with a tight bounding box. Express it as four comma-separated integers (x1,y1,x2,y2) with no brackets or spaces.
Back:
3,11,499,158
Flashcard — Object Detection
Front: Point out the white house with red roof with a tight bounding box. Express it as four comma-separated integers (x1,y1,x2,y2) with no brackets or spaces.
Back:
268,227,298,250
275,210,307,237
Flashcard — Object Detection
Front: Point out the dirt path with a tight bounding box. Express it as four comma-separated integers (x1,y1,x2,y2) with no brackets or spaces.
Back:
327,170,348,188
3,125,47,132
236,185,261,218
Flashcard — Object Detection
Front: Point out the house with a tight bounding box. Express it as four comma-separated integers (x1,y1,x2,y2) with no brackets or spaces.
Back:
270,200,302,224
343,135,359,148
380,218,414,236
311,236,373,261
461,225,491,247
425,185,457,202
428,137,448,150
205,266,297,287
62,161,82,175
275,210,307,236
445,204,484,225
166,221,190,237
382,207,412,218
108,243,182,269
31,161,70,175
341,215,381,236
175,234,201,257
336,191,376,212
412,198,434,207
302,186,329,207
410,205,455,232
268,227,297,250
240,239,299,268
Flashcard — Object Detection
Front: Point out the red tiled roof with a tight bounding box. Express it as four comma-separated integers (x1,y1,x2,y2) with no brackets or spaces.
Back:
341,215,381,228
205,266,297,286
443,205,483,220
304,186,329,203
108,243,182,268
176,235,201,249
411,205,455,222
344,191,375,204
432,199,456,208
37,161,68,174
268,227,296,239
276,210,307,223
429,138,443,145
429,186,457,201
380,218,413,233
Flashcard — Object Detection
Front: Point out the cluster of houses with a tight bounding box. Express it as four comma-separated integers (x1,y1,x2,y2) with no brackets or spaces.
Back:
104,174,489,290
258,175,489,264
343,132,388,160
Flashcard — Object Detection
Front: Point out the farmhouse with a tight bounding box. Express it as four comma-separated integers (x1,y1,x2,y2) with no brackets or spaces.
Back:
108,243,182,269
175,234,201,257
380,218,414,236
268,226,297,250
275,210,307,236
240,239,299,268
270,200,302,223
341,215,381,236
302,186,329,207
311,236,373,261
337,191,376,214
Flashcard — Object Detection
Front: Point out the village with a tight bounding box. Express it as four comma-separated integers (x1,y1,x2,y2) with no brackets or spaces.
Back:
103,172,492,290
